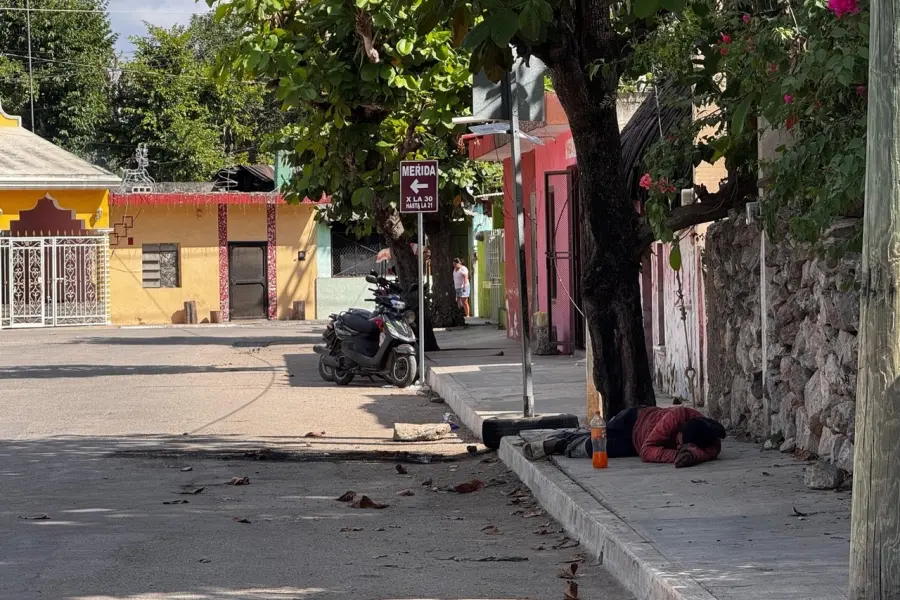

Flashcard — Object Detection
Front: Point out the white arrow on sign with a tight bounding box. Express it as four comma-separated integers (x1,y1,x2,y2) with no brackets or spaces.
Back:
410,179,428,193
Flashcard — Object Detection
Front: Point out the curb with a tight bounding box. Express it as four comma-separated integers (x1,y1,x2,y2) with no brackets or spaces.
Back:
426,366,486,440
499,437,716,600
427,365,715,600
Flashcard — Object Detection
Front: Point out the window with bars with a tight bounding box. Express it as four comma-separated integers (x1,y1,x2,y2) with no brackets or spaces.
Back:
142,244,180,288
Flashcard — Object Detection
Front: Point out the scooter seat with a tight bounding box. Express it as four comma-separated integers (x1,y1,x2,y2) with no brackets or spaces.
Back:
341,312,380,335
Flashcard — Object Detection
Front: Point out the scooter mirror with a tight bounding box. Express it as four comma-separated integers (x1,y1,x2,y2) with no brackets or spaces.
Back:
365,275,378,284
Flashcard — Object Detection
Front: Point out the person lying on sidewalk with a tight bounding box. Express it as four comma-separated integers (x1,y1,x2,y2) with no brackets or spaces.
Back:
606,405,727,468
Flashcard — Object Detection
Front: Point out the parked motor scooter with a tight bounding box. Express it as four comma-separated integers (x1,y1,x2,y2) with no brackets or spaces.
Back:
314,290,419,388
316,273,402,382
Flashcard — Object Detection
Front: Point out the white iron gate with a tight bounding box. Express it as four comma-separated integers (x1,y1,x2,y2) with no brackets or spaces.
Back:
485,230,505,323
0,235,110,329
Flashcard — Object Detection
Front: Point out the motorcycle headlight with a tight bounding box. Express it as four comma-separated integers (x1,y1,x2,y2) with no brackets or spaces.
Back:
403,310,417,324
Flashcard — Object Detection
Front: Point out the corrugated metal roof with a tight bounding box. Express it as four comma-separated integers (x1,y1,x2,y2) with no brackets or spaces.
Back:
0,126,121,190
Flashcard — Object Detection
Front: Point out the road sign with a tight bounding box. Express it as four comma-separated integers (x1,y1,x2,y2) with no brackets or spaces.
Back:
400,160,439,213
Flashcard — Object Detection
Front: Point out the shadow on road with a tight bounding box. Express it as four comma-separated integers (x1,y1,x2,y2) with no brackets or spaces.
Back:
67,335,322,347
0,364,278,379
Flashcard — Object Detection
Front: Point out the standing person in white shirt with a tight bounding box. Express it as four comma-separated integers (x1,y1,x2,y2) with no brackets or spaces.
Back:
452,258,470,318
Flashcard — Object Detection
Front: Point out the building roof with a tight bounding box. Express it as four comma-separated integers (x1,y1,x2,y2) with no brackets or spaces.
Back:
0,119,121,190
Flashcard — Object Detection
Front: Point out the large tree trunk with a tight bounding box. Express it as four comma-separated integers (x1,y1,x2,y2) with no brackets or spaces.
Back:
542,44,656,418
425,217,464,328
376,198,440,351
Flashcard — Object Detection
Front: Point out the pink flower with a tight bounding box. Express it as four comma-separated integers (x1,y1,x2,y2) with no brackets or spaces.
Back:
742,13,751,23
721,33,732,43
784,94,793,103
828,0,859,17
639,173,653,190
856,85,867,97
720,46,729,56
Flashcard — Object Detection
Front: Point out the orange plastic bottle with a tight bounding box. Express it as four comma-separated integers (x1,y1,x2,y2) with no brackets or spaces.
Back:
590,411,608,469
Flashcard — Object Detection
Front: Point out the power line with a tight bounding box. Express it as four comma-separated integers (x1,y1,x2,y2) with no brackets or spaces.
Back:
0,50,269,86
0,6,213,15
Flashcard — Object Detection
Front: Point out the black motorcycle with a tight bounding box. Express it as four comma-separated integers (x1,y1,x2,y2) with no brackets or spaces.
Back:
316,274,401,382
314,291,419,388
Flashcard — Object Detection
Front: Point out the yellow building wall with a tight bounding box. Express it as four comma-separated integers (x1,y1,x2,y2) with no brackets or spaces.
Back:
228,205,267,241
275,205,318,320
109,204,219,325
0,189,110,231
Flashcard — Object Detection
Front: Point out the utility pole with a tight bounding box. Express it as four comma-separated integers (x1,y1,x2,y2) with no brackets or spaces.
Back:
25,0,35,131
848,0,900,596
505,68,535,417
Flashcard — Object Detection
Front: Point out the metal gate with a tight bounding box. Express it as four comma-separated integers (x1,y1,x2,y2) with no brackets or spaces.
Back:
0,235,111,329
485,230,505,323
545,168,583,353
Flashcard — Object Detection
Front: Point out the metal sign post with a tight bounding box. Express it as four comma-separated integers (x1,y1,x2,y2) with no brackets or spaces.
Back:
399,159,439,385
505,69,536,417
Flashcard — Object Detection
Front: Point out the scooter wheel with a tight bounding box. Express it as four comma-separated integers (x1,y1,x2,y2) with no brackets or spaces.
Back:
333,368,355,386
318,355,335,382
389,353,418,389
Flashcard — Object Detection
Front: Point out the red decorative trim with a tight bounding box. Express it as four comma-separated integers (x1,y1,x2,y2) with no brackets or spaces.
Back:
109,192,330,207
266,203,277,320
218,203,229,322
8,195,87,236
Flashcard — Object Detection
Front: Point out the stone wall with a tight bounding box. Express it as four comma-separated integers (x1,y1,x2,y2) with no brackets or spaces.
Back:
704,215,860,472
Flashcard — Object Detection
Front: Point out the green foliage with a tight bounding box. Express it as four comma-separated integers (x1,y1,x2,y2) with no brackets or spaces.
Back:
634,0,868,246
0,0,115,157
208,0,496,235
106,16,284,181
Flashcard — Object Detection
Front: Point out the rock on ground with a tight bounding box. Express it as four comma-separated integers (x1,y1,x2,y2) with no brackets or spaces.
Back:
805,460,844,490
393,422,452,442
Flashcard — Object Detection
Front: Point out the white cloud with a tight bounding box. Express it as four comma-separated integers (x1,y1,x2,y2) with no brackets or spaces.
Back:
107,0,209,53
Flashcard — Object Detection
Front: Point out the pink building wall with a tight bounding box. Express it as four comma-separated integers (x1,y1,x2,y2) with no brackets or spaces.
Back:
500,131,577,349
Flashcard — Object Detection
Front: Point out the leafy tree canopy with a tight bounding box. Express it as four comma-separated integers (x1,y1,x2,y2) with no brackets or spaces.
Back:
0,0,116,156
207,0,498,242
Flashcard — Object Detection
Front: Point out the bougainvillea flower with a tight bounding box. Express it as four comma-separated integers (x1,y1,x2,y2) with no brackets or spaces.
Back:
639,173,653,190
742,13,751,23
784,94,793,103
856,85,867,97
828,0,859,17
721,33,732,43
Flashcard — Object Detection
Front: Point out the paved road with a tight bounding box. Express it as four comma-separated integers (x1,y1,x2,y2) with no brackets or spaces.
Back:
0,325,632,599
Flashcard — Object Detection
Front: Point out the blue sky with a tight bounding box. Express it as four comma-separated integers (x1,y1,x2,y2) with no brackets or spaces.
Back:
107,0,208,54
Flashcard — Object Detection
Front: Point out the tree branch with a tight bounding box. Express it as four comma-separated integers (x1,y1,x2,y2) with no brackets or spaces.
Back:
636,171,758,250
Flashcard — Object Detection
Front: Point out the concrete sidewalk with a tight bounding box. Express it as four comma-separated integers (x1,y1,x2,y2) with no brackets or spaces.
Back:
427,327,850,600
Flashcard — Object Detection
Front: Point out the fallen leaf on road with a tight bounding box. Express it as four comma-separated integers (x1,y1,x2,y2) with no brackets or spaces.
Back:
486,478,508,487
792,507,809,517
197,558,211,563
179,487,205,495
523,511,544,518
395,464,408,475
533,544,547,551
481,525,501,535
454,479,485,494
351,495,389,509
762,471,771,476
481,456,499,464
233,517,251,524
180,467,193,472
227,476,250,486
304,431,326,438
557,562,579,579
163,500,189,505
564,581,580,599
534,528,552,535
509,497,524,505
336,491,357,502
421,478,433,487
340,527,364,532
554,537,580,550
19,514,49,520
396,489,415,497
510,509,525,516
476,556,527,562
502,486,528,497
690,479,708,484
374,527,386,532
